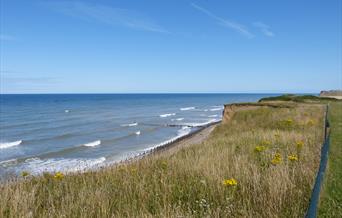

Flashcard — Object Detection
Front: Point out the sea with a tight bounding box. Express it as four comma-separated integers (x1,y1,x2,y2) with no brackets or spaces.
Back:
0,94,276,178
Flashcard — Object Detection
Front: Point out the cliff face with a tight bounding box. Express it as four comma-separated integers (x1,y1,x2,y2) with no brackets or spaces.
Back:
320,90,342,96
319,90,342,100
222,103,291,123
222,104,262,124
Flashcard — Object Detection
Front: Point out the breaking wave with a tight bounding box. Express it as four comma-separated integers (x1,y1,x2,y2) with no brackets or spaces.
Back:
83,140,101,147
16,157,106,175
0,140,23,149
208,115,218,118
171,117,184,121
180,107,195,111
142,126,192,152
160,113,176,118
121,122,138,127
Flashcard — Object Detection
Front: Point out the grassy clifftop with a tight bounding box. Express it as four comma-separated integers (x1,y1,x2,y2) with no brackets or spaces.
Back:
318,100,342,217
0,99,328,217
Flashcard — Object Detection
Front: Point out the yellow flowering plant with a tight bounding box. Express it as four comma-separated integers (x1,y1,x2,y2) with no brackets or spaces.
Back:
54,172,64,180
288,154,298,161
222,178,238,187
271,153,282,165
255,145,267,152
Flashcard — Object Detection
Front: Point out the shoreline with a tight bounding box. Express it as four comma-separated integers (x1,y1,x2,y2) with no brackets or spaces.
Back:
116,120,221,165
0,120,221,181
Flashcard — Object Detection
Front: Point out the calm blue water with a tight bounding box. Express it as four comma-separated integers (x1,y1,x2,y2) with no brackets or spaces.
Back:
0,94,275,177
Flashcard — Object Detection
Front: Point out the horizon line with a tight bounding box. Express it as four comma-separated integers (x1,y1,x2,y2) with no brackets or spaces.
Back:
0,92,318,95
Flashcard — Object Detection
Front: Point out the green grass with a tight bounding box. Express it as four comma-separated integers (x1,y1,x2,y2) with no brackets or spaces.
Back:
259,94,338,103
318,101,342,217
0,101,325,217
259,94,342,217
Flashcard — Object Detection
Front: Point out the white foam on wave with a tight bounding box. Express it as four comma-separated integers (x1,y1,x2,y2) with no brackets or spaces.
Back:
135,131,141,135
17,157,106,175
142,126,192,152
83,140,101,147
65,110,70,113
210,106,224,111
183,119,219,127
171,118,184,121
121,122,138,127
208,115,218,118
0,158,18,167
210,108,223,111
0,140,23,149
160,113,176,118
180,107,195,111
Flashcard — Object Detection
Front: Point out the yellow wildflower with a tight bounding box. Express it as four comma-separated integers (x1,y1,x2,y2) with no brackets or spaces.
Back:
255,145,267,152
288,154,298,161
223,178,238,187
296,141,304,149
21,171,29,177
54,172,64,180
271,153,282,165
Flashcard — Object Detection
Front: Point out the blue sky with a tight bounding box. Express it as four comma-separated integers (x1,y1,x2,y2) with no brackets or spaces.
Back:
1,0,341,93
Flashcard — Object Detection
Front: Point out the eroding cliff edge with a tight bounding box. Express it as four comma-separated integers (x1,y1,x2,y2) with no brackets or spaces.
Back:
222,103,291,124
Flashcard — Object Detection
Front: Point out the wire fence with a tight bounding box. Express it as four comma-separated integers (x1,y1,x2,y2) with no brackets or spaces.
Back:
305,105,330,218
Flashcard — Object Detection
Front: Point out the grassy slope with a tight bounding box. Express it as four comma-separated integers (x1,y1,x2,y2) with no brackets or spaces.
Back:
318,101,342,217
1,102,325,217
259,95,342,217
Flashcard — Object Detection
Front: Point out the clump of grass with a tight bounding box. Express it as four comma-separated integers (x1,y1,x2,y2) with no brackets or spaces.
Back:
0,102,325,217
259,94,339,102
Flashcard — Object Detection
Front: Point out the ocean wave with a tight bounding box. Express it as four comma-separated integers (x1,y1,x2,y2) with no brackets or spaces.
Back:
180,107,195,111
183,119,219,127
210,108,223,111
135,131,141,135
208,115,218,118
0,158,18,167
0,140,23,149
83,140,101,147
160,113,176,118
141,126,192,152
210,106,224,111
171,118,184,121
121,122,138,127
17,157,106,175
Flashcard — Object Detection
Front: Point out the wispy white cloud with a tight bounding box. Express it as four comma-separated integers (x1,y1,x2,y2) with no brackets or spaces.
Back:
191,3,253,38
253,22,274,37
47,1,168,33
0,34,15,41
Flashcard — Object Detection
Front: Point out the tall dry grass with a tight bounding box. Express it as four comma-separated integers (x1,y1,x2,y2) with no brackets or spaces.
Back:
0,103,325,217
